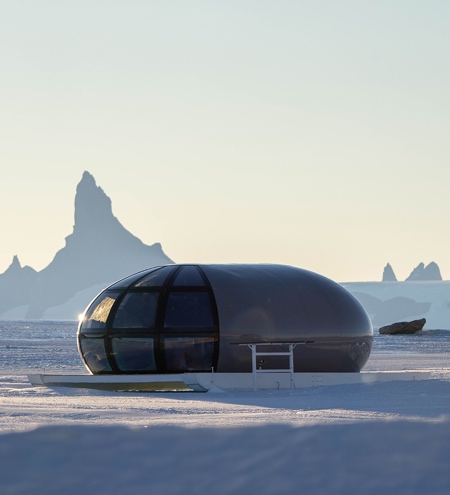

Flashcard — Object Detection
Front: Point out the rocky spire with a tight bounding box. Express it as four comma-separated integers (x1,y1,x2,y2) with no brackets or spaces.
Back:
0,255,21,277
423,262,442,281
0,171,173,319
8,255,21,270
405,262,442,281
73,171,114,234
382,263,397,282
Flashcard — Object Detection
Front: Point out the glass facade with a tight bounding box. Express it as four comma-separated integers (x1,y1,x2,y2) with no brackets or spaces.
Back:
78,265,219,374
78,264,373,374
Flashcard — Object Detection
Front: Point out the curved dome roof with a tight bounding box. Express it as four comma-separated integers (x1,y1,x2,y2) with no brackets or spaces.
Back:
78,264,372,375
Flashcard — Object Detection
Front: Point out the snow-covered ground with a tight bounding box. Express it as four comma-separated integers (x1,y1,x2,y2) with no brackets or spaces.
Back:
1,322,450,494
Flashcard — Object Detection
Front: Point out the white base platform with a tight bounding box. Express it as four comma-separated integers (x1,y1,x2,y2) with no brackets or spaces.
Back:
27,370,431,392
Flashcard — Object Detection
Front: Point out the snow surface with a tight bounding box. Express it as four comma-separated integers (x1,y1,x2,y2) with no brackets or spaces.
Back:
1,324,450,494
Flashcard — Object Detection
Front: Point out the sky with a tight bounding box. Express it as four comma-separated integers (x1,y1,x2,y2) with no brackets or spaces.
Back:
0,1,449,282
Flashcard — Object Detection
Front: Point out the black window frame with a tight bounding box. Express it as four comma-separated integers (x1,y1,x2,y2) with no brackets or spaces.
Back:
78,265,220,374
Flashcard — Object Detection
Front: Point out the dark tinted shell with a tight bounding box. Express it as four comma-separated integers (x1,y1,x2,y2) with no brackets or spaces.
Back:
77,264,373,374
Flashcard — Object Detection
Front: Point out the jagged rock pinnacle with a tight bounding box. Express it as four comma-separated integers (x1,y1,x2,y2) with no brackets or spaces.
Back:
0,170,173,319
405,262,442,281
0,255,21,276
10,255,21,269
73,171,114,233
382,263,397,282
406,262,424,281
423,262,442,281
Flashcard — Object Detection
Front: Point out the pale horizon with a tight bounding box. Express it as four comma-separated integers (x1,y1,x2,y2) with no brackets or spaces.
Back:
1,1,449,283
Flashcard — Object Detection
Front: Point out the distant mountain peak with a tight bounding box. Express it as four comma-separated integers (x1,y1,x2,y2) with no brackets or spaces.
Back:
0,171,173,319
17,170,174,319
382,263,397,282
424,262,442,281
405,262,442,282
73,171,114,234
10,255,20,269
1,255,21,276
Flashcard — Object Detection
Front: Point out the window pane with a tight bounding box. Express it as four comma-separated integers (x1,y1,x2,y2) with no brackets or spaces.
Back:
81,292,118,330
112,292,159,328
164,292,213,328
79,336,112,373
107,269,156,290
172,266,205,286
164,336,215,371
112,337,156,372
133,266,175,287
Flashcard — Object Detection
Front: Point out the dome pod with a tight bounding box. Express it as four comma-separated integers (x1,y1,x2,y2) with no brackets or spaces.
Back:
77,264,373,375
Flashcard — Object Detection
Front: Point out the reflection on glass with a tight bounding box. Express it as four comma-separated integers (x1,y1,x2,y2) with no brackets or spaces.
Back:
172,266,205,286
79,336,112,373
112,292,159,328
112,337,156,372
107,270,155,290
164,336,215,371
134,266,175,287
81,293,118,329
164,292,213,328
